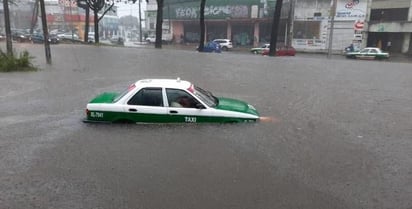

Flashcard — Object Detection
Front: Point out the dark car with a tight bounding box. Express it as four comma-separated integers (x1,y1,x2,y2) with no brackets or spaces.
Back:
262,45,296,56
197,41,222,53
30,34,59,44
12,31,31,42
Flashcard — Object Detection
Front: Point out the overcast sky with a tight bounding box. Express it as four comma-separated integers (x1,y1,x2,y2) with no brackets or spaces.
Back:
116,1,147,18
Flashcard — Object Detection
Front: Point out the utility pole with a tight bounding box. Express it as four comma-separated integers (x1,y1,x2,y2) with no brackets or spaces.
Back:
30,0,40,34
39,0,52,64
327,0,337,59
139,0,142,42
286,0,295,47
3,0,13,56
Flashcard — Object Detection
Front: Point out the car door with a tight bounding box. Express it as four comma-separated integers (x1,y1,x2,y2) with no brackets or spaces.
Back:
368,48,378,59
165,88,215,123
124,87,168,123
357,49,370,59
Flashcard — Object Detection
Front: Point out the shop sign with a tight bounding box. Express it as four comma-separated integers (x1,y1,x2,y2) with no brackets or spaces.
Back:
335,0,366,21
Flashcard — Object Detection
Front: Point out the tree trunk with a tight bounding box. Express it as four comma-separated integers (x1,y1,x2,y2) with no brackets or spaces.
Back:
84,6,90,43
198,0,206,52
155,0,164,48
3,0,13,56
39,0,52,64
94,10,99,43
269,0,283,57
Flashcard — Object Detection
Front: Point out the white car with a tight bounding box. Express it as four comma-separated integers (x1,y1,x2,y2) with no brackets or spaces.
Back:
213,39,233,51
57,33,79,40
84,78,259,123
146,36,156,43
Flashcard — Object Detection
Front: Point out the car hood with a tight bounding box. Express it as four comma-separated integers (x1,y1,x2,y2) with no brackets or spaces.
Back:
215,97,259,116
89,92,119,103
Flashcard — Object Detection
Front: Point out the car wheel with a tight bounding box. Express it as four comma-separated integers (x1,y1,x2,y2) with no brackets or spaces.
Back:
253,51,258,54
222,46,228,51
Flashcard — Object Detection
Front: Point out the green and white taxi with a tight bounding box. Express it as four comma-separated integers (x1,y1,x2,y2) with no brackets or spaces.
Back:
345,47,389,60
84,78,260,123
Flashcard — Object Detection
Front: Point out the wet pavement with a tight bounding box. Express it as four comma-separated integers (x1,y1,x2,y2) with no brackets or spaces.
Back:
1,42,412,209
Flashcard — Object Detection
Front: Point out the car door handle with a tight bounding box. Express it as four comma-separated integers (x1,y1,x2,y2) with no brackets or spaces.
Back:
129,108,137,112
169,110,178,114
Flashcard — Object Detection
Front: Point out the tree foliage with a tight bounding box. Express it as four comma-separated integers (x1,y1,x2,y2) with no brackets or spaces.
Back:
86,0,115,43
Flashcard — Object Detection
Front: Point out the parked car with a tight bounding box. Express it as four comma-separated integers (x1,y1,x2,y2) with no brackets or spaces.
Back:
262,45,296,56
145,35,172,44
87,32,95,43
57,32,79,40
11,31,31,42
84,78,259,123
213,39,233,51
30,33,59,44
250,44,270,54
110,36,124,45
197,41,222,53
0,33,5,41
345,47,389,60
145,36,156,43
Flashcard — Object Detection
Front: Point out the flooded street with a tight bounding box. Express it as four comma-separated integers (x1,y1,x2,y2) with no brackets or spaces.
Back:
1,43,412,209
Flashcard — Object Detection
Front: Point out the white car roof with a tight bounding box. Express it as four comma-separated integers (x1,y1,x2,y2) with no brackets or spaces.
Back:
134,78,192,89
363,47,381,51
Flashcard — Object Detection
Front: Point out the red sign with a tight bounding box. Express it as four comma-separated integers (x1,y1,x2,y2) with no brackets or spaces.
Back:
354,20,364,31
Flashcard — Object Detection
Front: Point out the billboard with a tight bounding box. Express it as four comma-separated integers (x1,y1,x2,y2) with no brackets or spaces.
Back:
335,0,367,21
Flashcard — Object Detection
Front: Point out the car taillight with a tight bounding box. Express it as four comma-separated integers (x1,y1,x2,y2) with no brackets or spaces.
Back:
85,109,90,115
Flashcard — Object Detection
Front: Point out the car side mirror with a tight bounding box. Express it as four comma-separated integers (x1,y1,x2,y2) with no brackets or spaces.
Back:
196,103,206,109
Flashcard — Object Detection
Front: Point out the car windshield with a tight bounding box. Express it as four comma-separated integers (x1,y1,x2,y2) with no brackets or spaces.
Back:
192,86,218,107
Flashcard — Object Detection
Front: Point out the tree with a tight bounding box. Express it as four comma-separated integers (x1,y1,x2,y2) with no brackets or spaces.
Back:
268,0,283,57
198,0,206,52
154,0,164,48
2,0,13,55
86,0,115,43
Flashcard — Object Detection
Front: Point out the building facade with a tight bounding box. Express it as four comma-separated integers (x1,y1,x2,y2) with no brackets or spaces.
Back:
145,0,411,54
365,0,412,54
0,0,121,41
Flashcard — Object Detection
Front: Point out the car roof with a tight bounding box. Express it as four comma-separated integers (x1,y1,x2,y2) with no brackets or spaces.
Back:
134,78,192,89
363,47,380,50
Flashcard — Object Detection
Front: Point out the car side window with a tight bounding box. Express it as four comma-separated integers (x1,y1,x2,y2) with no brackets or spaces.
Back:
166,89,200,108
370,49,378,53
127,88,163,107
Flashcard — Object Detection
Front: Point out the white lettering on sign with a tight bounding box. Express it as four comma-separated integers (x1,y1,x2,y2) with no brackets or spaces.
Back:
91,112,104,118
185,116,197,123
175,5,248,19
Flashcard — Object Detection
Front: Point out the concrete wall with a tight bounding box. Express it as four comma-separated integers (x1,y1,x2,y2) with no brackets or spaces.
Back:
371,0,411,9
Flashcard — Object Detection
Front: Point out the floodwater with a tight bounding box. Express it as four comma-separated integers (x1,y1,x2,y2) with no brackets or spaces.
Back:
1,43,412,209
